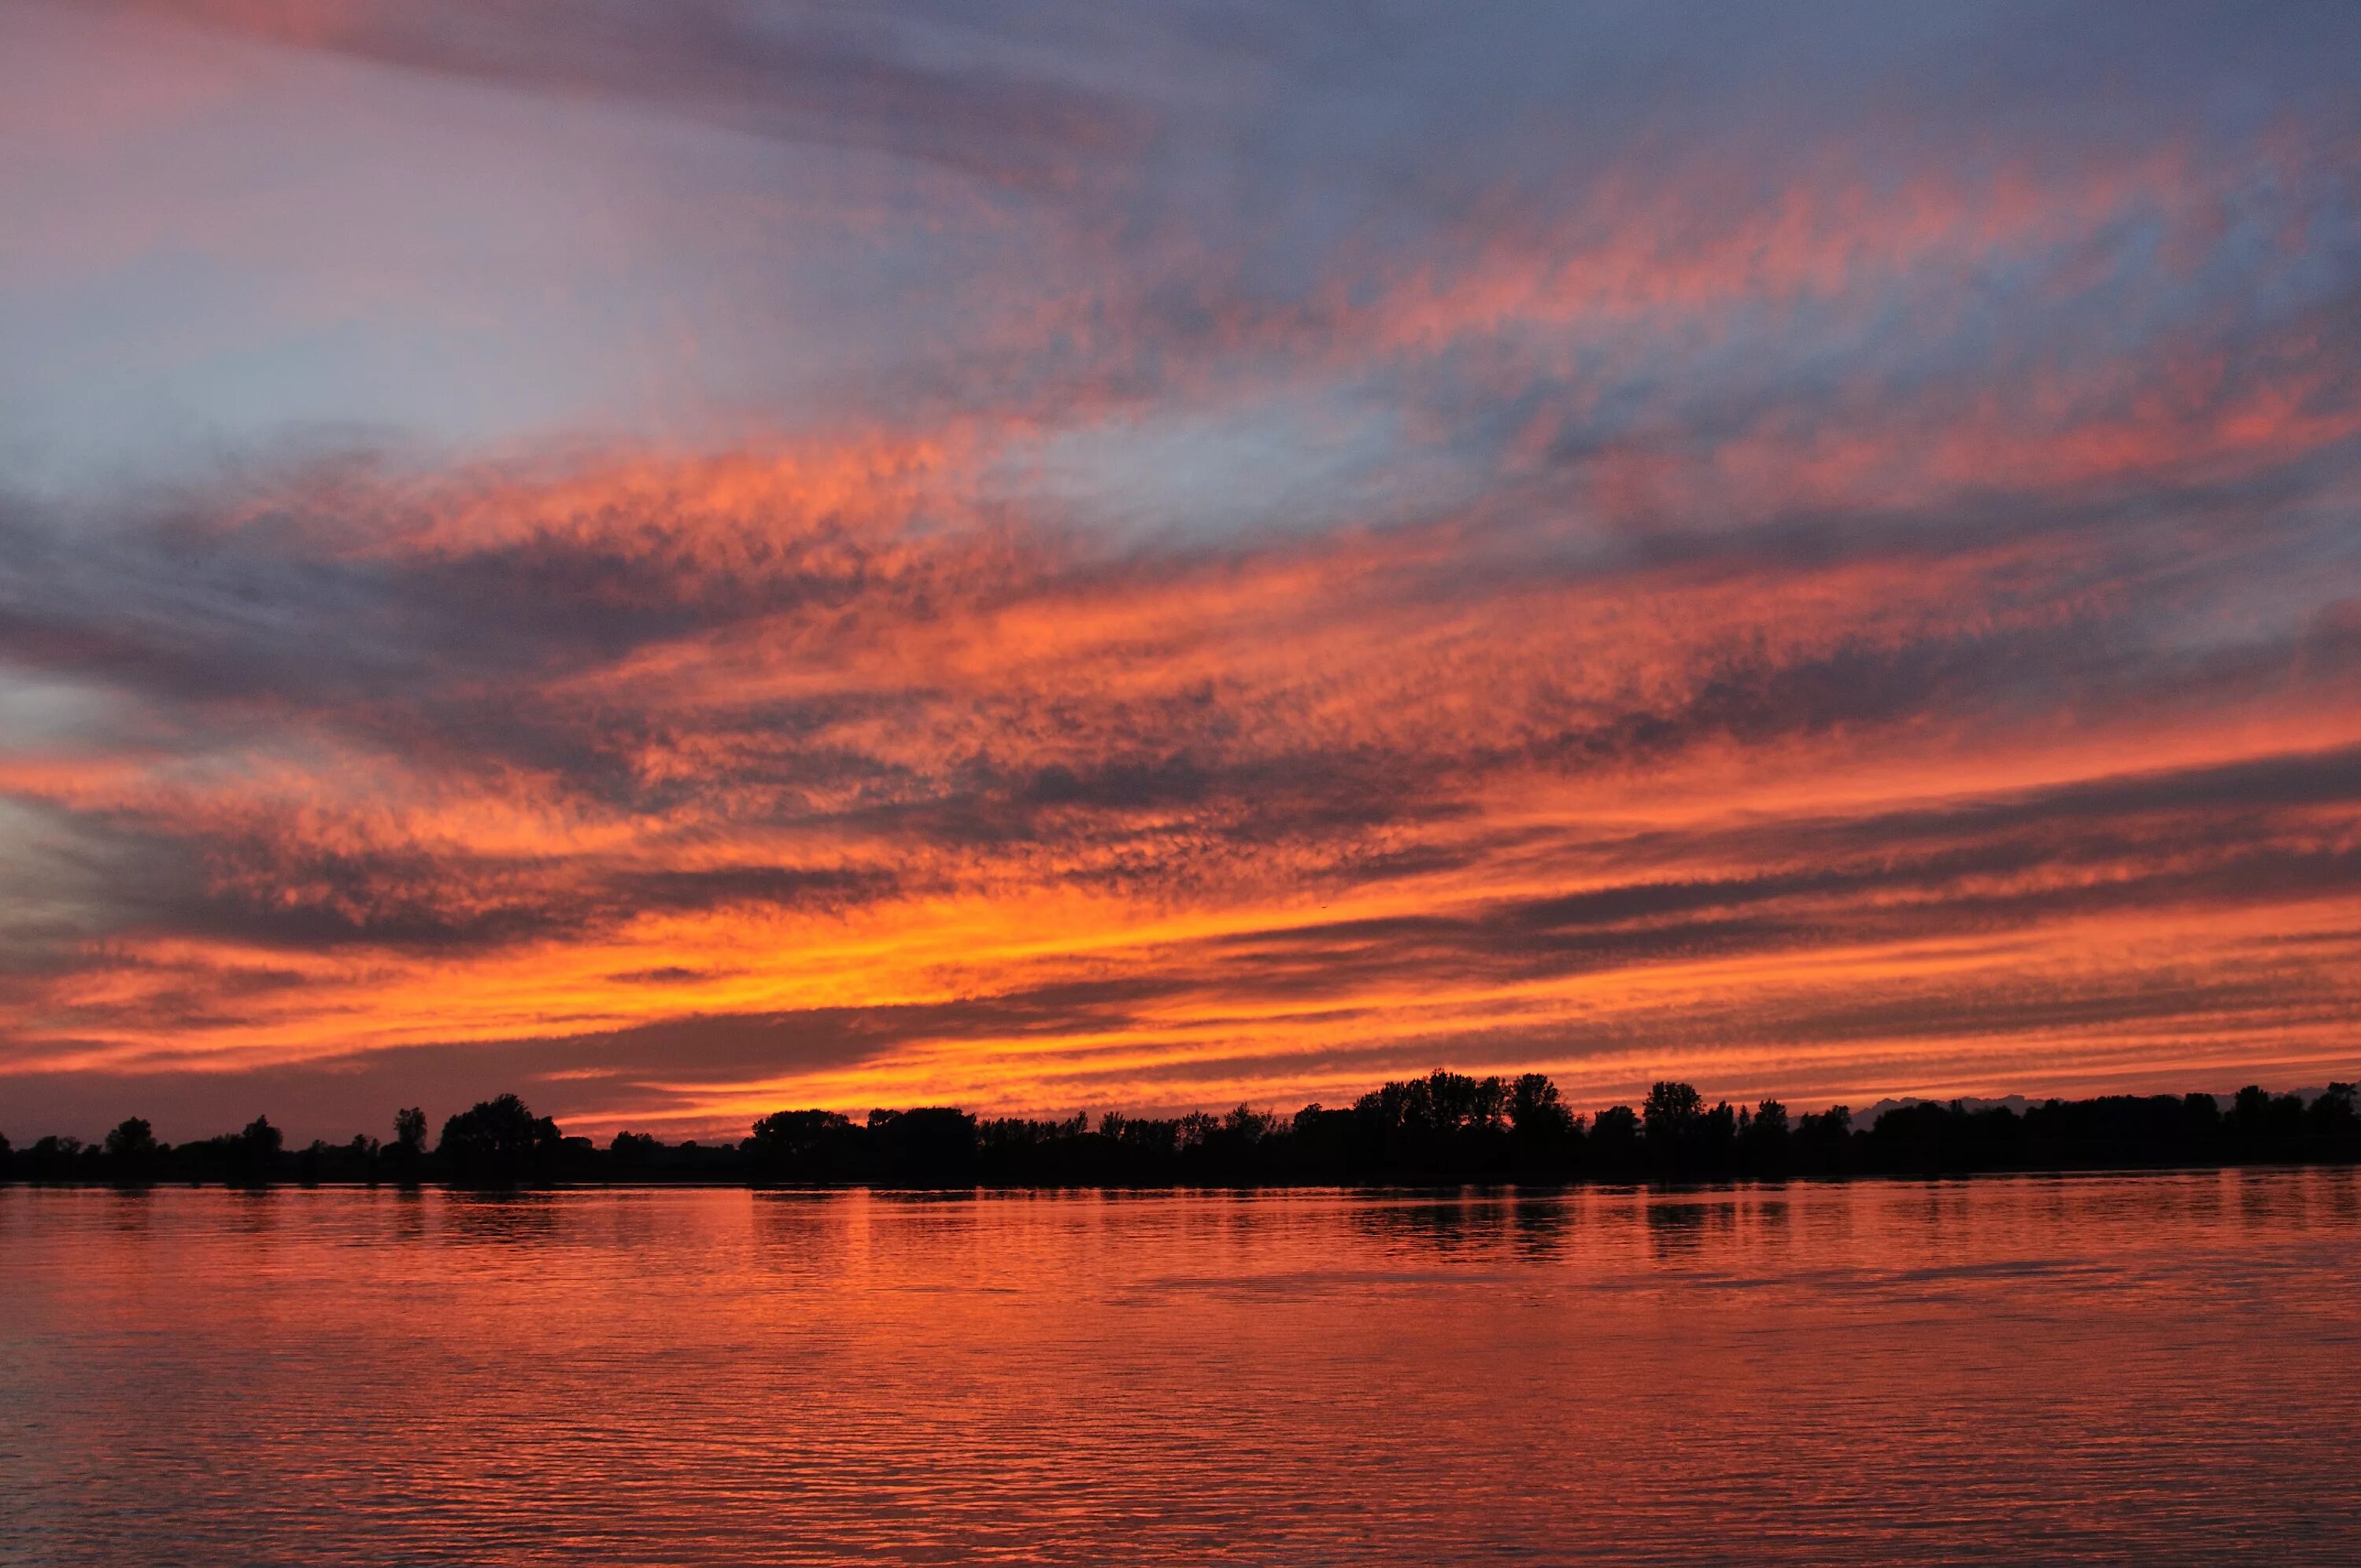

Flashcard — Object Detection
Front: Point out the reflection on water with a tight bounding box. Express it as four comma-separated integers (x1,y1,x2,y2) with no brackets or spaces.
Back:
3,1172,2358,1565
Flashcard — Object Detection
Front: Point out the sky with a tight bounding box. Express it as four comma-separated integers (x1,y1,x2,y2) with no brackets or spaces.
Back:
2,0,2359,1142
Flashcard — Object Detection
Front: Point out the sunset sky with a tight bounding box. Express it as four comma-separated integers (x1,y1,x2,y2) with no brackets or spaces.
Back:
2,1,2358,1141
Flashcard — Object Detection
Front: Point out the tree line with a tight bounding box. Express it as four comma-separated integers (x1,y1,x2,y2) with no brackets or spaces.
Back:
6,1072,2359,1189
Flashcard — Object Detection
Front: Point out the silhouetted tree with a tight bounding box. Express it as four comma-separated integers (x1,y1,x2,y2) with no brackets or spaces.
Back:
1507,1072,1580,1176
2229,1083,2307,1151
866,1107,976,1185
2311,1083,2359,1146
25,1134,83,1181
13,1071,2361,1189
745,1110,862,1182
103,1116,157,1159
1643,1081,1702,1146
1509,1073,1570,1136
1225,1104,1277,1140
1742,1099,1790,1166
227,1116,283,1186
1349,1072,1517,1177
386,1106,428,1183
1797,1105,1853,1171
1641,1081,1706,1173
1283,1105,1351,1181
1177,1105,1285,1181
437,1094,561,1187
1101,1111,1184,1173
102,1116,161,1181
1589,1104,1640,1172
608,1130,660,1175
1701,1101,1739,1166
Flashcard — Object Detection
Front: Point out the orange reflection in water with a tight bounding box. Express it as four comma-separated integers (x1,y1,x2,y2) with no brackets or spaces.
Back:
3,1171,2358,1564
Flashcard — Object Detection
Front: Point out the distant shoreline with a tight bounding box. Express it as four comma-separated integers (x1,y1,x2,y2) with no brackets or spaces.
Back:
7,1070,2355,1190
4,1164,2357,1194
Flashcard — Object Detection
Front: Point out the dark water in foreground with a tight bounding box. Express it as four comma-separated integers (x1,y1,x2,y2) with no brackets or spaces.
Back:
2,1173,2357,1566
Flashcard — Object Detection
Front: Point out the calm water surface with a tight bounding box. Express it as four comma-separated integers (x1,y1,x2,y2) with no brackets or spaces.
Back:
3,1171,2358,1565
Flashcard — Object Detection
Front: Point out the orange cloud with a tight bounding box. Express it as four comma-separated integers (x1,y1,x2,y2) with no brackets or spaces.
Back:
3,430,2357,1136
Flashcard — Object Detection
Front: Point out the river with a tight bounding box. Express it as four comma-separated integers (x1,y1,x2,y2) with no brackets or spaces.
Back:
3,1171,2356,1564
